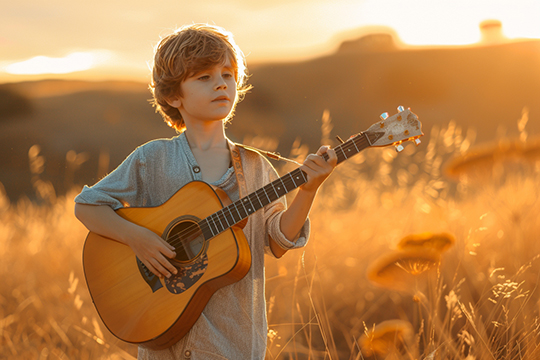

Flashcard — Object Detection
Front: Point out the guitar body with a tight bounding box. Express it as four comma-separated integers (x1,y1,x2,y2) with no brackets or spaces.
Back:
82,181,252,349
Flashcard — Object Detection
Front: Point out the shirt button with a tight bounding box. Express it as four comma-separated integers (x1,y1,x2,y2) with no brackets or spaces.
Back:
184,350,191,358
193,166,200,173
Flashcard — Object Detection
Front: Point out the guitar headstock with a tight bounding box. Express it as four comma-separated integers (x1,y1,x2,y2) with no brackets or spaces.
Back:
363,106,423,152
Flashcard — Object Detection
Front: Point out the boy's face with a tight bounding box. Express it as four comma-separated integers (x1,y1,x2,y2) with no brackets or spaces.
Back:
168,57,237,125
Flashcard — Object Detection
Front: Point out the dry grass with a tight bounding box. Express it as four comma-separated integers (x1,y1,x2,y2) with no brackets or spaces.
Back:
2,112,540,359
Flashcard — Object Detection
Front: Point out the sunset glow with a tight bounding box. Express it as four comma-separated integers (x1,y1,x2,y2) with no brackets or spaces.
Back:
5,51,111,76
0,0,538,82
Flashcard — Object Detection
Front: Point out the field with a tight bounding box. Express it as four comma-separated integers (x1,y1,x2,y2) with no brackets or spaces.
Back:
1,115,540,359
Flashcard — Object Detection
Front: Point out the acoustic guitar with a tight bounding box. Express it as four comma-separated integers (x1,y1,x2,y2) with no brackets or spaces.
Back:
82,107,423,349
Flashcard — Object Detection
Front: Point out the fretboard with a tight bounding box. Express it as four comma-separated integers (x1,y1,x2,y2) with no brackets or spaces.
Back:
199,132,370,239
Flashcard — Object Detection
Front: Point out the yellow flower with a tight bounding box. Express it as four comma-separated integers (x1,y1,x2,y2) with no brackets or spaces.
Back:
397,232,455,253
444,136,540,182
367,249,441,291
360,320,413,357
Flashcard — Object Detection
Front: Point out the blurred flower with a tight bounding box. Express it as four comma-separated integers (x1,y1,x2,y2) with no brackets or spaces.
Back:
360,319,413,357
397,232,455,253
443,136,540,182
367,249,441,292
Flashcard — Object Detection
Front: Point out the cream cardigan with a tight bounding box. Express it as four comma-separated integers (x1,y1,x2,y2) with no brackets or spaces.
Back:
75,132,309,359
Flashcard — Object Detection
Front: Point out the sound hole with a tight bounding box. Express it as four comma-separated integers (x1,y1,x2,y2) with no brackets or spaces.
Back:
166,220,206,263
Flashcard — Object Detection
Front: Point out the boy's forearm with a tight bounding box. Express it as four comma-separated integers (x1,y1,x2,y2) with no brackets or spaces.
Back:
278,188,317,242
271,188,316,258
74,203,138,245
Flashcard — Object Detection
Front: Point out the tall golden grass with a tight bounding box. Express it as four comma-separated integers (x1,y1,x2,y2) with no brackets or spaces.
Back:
1,111,540,359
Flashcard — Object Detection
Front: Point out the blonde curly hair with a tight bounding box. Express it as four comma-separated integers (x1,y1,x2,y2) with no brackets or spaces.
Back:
149,24,251,133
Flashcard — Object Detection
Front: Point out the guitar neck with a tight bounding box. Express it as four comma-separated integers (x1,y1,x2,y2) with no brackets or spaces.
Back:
199,133,370,239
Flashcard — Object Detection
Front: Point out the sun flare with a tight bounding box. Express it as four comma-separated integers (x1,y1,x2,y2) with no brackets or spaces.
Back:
5,51,111,76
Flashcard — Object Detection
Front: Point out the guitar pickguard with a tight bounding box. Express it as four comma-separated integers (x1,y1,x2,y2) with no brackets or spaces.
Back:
164,254,209,294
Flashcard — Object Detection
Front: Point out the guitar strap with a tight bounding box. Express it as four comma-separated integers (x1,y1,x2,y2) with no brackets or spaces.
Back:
228,139,301,198
228,140,248,198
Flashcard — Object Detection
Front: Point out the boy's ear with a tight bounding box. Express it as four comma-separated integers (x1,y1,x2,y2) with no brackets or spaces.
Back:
166,97,182,108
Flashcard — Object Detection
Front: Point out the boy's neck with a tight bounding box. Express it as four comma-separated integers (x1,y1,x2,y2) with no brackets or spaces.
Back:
183,121,227,151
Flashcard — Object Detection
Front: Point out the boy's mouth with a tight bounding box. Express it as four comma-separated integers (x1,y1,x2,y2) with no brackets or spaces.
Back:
212,96,230,102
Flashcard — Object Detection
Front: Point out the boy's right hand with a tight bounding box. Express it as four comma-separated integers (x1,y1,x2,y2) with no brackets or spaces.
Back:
126,226,178,279
74,203,177,279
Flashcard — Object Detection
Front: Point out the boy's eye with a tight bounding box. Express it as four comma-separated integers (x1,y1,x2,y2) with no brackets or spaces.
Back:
198,75,210,81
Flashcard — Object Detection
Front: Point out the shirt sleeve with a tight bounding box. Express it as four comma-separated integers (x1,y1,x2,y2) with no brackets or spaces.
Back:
262,162,310,257
74,147,148,210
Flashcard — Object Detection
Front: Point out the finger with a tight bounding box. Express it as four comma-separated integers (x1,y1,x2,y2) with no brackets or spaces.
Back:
325,148,338,166
301,161,320,174
304,154,327,167
157,253,178,275
150,257,174,278
305,154,334,170
144,261,163,279
300,165,319,181
162,239,176,252
161,245,176,259
316,145,330,156
155,235,176,252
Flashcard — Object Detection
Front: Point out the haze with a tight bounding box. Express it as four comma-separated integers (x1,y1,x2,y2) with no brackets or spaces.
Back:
1,0,539,83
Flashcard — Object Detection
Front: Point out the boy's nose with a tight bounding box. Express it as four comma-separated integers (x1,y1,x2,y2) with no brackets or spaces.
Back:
214,77,227,90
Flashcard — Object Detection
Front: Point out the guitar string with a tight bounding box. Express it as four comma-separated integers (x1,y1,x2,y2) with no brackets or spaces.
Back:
163,135,369,252
165,172,304,249
165,135,368,251
164,135,368,251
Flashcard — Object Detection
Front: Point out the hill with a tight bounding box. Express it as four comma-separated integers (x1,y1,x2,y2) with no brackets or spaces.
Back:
230,39,540,151
1,39,539,201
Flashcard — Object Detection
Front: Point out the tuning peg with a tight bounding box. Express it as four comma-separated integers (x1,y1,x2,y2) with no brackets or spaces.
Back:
380,112,389,121
395,144,404,153
397,105,405,112
414,138,422,146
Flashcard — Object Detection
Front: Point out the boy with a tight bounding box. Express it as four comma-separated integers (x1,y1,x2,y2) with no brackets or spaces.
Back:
74,24,336,359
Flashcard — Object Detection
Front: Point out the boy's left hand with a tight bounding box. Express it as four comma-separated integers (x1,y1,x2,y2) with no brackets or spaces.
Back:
299,145,337,193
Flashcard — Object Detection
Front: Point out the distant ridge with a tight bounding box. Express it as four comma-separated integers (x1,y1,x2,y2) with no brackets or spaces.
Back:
0,79,147,99
337,33,399,53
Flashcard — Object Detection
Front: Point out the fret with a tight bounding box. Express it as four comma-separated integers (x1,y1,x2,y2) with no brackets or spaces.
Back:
299,170,308,183
262,186,272,203
255,188,270,207
221,208,234,227
273,178,287,197
343,142,357,157
339,146,348,160
243,197,255,214
218,212,228,231
206,218,217,237
211,213,223,233
351,138,360,152
289,173,298,188
281,177,293,192
292,169,307,187
265,183,279,202
250,192,264,209
235,199,248,218
229,204,242,223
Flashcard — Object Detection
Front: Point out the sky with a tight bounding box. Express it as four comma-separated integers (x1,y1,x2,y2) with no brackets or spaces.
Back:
1,0,539,83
